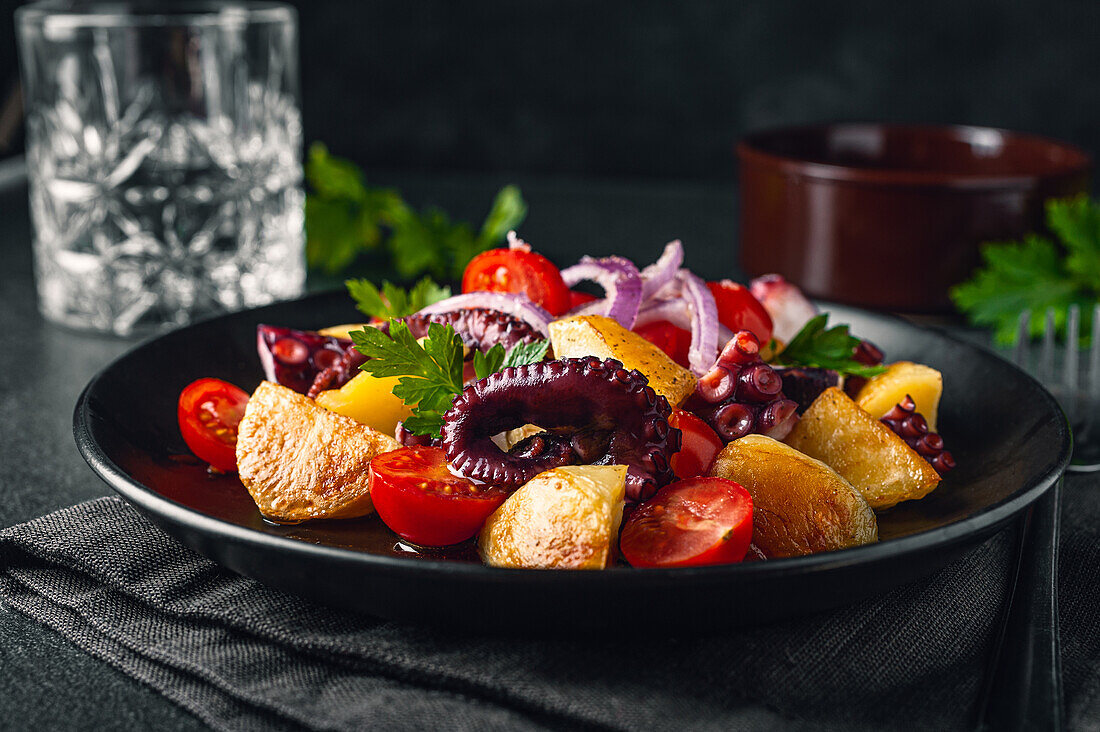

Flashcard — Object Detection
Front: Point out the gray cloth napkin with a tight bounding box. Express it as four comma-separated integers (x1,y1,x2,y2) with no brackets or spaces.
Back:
0,492,1094,731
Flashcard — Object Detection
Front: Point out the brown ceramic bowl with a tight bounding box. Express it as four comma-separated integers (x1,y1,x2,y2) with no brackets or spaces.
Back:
738,123,1091,312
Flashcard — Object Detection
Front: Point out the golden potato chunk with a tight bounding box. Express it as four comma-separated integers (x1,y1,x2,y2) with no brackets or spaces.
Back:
478,465,627,569
236,381,400,521
314,371,412,435
549,315,696,407
709,435,877,558
786,387,940,510
855,361,943,431
490,424,544,452
317,323,371,339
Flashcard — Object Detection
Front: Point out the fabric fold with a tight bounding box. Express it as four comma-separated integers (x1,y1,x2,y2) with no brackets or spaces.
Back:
1,496,1015,731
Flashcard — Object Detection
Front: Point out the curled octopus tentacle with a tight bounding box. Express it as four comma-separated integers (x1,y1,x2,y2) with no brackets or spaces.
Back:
440,357,680,502
308,308,544,397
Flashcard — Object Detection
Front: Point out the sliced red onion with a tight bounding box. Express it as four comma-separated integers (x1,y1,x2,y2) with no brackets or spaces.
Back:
636,298,691,329
750,274,818,343
417,292,553,336
640,240,684,300
561,256,643,329
678,269,720,376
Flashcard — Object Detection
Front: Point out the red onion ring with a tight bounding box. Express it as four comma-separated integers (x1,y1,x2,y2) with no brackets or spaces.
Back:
636,298,732,344
561,256,643,329
640,240,684,300
677,269,720,376
417,292,553,336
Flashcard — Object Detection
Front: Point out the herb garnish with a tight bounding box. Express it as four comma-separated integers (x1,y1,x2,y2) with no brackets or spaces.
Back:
345,276,451,320
351,321,549,438
773,314,888,378
950,196,1100,345
305,143,528,278
472,340,551,380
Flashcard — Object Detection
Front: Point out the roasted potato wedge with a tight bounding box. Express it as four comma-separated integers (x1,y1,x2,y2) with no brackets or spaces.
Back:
855,361,943,431
708,434,877,558
314,371,412,435
236,381,400,521
478,465,627,569
490,423,545,452
549,315,696,406
318,323,371,339
786,387,941,510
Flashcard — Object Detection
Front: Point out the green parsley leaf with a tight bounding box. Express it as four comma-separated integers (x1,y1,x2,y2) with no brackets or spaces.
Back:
472,339,549,380
400,412,445,438
351,318,549,438
951,194,1100,345
305,142,527,279
476,185,529,252
950,234,1089,346
473,343,506,380
1047,195,1100,292
501,339,551,369
345,276,451,320
352,320,465,439
774,314,888,378
407,277,452,313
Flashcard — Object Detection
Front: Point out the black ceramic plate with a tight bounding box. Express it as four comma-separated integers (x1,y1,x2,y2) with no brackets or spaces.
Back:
74,291,1069,632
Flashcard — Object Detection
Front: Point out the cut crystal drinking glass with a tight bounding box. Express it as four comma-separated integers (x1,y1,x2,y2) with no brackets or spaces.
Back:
17,1,305,335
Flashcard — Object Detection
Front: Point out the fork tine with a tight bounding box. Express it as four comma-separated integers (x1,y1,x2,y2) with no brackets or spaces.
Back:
1090,304,1100,399
1065,304,1080,396
1013,309,1031,368
1037,308,1056,384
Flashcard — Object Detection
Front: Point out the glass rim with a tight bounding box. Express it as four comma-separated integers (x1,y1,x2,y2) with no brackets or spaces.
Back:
16,1,295,30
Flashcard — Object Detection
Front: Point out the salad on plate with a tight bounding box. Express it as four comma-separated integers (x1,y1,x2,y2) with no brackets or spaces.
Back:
176,235,955,569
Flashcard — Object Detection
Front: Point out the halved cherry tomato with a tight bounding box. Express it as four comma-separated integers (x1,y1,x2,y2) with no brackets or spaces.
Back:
177,378,249,472
634,320,692,368
368,446,508,546
462,248,572,315
707,280,773,344
668,409,723,478
568,290,598,309
620,477,753,568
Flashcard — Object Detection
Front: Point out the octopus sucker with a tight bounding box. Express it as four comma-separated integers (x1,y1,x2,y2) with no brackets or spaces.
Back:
440,357,679,502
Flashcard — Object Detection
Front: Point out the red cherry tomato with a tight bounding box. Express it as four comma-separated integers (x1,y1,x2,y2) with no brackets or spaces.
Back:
620,477,753,568
462,248,572,316
668,409,723,478
707,280,773,344
368,446,508,546
177,378,249,472
634,320,692,368
568,290,598,309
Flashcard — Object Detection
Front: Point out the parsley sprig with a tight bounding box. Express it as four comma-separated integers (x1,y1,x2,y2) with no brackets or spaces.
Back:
472,340,551,380
345,277,451,320
773,314,888,378
951,195,1100,345
305,143,527,278
350,321,549,438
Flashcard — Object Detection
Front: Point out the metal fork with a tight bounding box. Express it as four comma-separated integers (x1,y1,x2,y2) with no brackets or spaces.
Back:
976,306,1085,730
1016,303,1100,470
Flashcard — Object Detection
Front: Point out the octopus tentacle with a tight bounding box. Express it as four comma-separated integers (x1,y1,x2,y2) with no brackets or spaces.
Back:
440,357,679,502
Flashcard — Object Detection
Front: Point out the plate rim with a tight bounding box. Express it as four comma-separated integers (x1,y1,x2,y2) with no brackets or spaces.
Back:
72,291,1072,585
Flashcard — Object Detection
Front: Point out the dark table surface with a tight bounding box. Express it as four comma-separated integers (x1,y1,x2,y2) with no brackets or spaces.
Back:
0,161,743,730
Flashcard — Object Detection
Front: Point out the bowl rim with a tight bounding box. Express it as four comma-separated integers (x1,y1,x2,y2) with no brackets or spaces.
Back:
71,291,1072,587
737,122,1092,189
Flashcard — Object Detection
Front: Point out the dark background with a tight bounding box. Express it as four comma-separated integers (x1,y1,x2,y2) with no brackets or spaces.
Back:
2,0,1100,181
